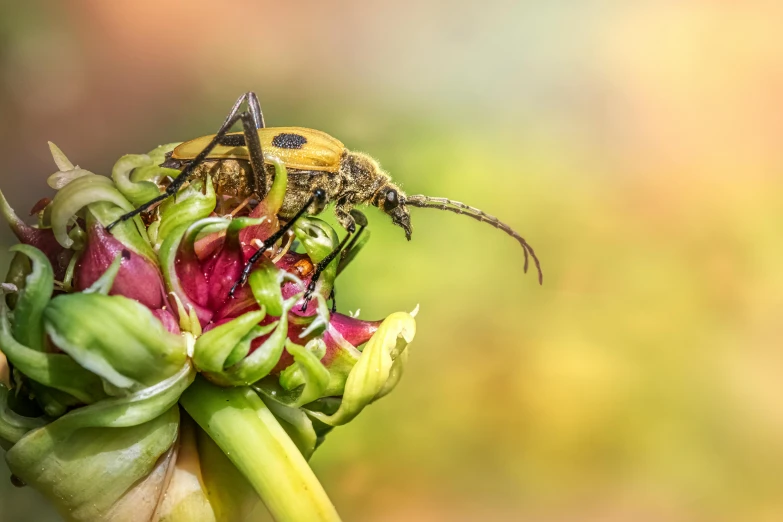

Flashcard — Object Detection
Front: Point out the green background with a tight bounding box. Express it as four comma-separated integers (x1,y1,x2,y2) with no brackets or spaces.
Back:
2,1,782,521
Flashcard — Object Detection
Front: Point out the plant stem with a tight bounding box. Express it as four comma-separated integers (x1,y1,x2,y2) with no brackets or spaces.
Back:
180,376,341,522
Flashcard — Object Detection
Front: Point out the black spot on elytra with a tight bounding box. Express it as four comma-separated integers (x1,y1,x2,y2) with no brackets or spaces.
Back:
272,133,307,149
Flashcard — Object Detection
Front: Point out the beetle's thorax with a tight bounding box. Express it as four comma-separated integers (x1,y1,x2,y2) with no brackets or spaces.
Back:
339,151,397,204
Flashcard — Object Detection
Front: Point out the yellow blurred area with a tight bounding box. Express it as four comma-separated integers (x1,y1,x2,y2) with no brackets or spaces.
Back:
2,1,783,521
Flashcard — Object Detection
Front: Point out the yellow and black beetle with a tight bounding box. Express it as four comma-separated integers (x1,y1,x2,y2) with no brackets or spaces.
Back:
109,92,542,304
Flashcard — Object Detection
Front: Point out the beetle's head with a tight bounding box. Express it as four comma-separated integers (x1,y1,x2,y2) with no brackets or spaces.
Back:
374,183,412,240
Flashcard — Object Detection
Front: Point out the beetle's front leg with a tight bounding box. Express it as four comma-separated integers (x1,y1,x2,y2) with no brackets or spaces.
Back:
333,197,356,232
300,210,368,312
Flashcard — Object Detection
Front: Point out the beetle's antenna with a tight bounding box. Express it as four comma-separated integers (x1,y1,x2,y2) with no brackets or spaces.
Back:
405,195,543,284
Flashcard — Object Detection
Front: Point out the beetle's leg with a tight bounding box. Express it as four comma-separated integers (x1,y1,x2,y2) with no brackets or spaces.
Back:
229,188,327,297
223,92,265,130
333,197,356,232
107,109,264,230
329,288,337,313
214,93,268,196
300,210,368,312
337,222,368,274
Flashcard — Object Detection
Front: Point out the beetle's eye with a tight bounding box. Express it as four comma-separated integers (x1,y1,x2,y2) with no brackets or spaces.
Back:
384,190,399,211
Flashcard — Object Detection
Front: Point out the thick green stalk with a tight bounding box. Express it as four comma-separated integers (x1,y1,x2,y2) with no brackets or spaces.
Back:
180,376,341,522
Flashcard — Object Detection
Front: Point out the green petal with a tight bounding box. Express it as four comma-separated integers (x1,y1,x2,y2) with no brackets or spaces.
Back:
156,177,216,247
8,245,53,352
44,293,187,391
1,301,107,404
278,339,330,408
308,312,416,426
48,141,76,172
294,217,339,301
50,173,134,249
132,143,181,185
193,309,269,373
248,262,287,318
224,296,296,386
0,385,48,446
6,406,180,522
4,250,31,310
5,363,192,521
111,153,162,207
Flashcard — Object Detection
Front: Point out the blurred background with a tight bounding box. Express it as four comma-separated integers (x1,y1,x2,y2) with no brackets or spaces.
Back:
2,1,783,521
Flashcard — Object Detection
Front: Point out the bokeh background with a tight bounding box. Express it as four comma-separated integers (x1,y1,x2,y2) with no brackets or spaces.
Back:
2,1,783,521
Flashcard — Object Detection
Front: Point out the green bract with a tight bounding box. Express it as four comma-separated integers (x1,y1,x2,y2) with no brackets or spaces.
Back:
0,142,418,522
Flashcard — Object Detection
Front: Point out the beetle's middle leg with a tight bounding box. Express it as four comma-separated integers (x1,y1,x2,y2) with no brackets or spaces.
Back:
229,188,328,297
108,98,267,230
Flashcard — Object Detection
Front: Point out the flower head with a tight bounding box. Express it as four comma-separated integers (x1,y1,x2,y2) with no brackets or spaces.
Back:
0,143,417,521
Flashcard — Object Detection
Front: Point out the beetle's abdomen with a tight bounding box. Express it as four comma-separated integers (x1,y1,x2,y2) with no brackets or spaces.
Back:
192,160,256,198
189,159,340,218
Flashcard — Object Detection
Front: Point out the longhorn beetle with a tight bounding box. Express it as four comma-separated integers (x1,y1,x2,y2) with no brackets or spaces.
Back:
108,92,543,308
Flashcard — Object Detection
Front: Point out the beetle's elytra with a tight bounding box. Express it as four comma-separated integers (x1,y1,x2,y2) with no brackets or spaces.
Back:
109,92,542,307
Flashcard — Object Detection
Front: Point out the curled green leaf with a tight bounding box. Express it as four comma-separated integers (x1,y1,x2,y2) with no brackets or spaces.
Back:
193,309,269,374
4,363,192,520
44,293,187,391
7,406,181,522
248,261,288,318
9,244,53,352
294,217,339,301
156,177,216,247
50,173,135,248
278,338,330,408
47,168,93,190
0,385,49,445
308,312,416,426
0,300,107,404
112,153,162,207
131,143,181,185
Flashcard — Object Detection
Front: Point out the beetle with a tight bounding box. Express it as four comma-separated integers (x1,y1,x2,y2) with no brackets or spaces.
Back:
109,92,542,305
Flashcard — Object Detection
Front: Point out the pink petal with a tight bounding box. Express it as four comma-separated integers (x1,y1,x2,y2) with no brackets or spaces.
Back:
239,196,280,261
153,308,181,334
75,222,166,309
2,200,73,280
202,239,244,312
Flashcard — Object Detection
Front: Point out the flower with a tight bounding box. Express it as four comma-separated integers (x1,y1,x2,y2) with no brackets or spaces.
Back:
0,143,417,521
